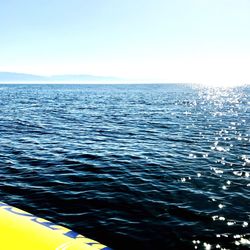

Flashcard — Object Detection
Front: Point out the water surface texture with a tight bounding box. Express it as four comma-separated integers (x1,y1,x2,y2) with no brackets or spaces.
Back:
0,84,249,249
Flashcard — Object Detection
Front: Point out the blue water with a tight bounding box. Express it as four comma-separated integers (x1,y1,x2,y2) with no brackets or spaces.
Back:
0,84,249,249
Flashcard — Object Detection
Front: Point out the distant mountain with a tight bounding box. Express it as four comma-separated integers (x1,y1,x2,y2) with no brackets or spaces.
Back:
0,72,46,82
0,72,122,83
49,74,120,82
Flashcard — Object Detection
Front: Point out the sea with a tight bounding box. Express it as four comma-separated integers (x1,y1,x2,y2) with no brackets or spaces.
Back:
0,84,249,250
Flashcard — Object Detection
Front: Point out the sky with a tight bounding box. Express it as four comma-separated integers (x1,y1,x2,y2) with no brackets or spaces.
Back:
0,0,250,85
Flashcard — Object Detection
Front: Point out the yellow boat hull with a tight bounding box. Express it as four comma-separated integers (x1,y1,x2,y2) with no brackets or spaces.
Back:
0,202,111,250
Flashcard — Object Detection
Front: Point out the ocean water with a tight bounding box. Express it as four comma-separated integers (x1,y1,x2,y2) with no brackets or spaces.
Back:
0,84,249,250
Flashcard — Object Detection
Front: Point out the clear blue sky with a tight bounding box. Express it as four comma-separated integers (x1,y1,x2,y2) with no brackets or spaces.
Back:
1,0,250,85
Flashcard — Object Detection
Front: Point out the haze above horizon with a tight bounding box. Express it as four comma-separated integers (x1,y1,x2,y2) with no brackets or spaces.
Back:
1,0,250,86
